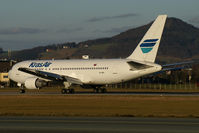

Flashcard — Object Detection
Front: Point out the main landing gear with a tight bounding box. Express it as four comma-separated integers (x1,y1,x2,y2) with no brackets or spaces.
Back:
93,87,107,93
61,88,75,94
20,89,25,93
62,82,74,94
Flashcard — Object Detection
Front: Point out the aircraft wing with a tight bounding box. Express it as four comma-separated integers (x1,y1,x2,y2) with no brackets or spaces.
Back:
18,67,83,85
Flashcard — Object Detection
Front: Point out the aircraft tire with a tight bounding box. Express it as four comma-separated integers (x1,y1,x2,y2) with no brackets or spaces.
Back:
101,88,107,93
20,89,25,94
61,89,67,94
69,88,75,94
94,88,99,93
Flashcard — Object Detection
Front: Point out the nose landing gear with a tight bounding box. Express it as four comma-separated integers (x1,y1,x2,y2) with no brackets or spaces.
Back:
19,85,25,94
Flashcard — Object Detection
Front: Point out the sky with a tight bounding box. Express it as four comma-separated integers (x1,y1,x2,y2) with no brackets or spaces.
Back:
0,0,199,50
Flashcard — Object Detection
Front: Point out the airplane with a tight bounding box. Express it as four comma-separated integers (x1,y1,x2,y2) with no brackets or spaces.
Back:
8,15,167,94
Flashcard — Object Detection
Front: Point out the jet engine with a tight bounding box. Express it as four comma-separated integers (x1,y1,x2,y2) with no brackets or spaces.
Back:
24,77,47,89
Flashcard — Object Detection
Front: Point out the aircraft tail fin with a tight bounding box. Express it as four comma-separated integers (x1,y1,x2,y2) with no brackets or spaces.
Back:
127,15,167,62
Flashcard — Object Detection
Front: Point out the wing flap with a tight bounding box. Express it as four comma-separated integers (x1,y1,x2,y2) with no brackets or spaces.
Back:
63,76,83,85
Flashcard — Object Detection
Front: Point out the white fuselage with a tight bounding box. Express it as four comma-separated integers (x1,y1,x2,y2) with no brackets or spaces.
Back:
8,59,162,85
8,15,167,92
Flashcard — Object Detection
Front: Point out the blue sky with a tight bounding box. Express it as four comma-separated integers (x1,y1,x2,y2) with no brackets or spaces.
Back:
0,0,199,50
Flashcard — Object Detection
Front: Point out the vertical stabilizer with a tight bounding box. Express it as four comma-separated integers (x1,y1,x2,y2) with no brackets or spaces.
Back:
127,15,167,62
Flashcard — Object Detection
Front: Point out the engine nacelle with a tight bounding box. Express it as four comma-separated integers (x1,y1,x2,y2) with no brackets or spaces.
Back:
24,77,47,89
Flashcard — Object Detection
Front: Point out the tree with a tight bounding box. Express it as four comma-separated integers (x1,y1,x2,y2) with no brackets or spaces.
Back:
0,48,3,53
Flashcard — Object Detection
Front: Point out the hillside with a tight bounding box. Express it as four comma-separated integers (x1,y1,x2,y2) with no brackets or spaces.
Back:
78,17,199,63
1,17,199,63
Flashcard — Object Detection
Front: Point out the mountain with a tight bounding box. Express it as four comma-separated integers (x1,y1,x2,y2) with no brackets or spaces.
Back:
78,17,199,63
1,17,199,63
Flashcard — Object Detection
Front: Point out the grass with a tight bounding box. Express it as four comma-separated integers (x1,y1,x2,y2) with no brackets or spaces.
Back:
40,48,78,59
0,95,199,117
109,83,199,92
88,43,115,52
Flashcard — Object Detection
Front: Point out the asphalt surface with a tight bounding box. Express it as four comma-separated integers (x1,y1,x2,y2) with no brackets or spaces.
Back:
1,91,199,96
0,117,199,133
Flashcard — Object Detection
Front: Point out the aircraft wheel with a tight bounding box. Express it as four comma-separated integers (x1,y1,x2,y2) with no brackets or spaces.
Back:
61,89,67,94
101,88,107,93
20,89,25,94
94,88,99,93
69,88,75,94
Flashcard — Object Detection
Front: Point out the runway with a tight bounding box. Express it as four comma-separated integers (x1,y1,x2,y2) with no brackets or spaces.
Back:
1,91,199,96
0,117,199,133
